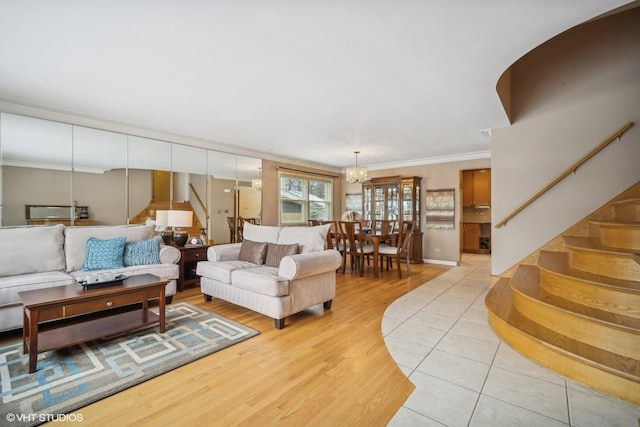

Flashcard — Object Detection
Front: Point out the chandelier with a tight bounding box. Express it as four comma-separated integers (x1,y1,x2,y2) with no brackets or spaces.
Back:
345,151,368,184
252,167,263,191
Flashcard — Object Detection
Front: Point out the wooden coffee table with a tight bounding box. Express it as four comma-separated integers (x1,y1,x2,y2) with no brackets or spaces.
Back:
18,273,169,373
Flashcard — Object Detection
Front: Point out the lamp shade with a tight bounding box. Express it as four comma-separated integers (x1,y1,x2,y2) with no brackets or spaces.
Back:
155,210,169,226
167,210,193,227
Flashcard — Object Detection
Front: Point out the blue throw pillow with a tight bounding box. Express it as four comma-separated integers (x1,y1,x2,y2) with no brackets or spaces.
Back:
82,236,126,271
124,236,161,266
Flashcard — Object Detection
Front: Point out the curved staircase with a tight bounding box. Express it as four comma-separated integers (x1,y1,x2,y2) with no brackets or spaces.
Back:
486,197,640,406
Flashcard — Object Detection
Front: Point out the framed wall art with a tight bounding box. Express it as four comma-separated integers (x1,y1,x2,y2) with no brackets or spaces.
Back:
426,189,455,229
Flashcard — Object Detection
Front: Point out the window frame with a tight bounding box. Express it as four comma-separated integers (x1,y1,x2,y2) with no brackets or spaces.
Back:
278,170,333,225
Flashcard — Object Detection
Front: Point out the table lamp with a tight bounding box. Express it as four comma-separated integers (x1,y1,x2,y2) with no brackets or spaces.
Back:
155,210,173,245
167,210,193,247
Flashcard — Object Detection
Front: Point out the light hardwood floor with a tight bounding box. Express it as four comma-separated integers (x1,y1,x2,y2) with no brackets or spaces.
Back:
25,262,449,426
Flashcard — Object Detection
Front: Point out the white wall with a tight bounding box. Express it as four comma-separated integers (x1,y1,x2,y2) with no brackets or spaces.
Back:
362,157,491,265
491,8,640,275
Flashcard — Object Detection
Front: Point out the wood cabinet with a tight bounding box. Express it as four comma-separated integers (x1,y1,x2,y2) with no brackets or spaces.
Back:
362,176,422,262
462,169,491,207
462,222,491,254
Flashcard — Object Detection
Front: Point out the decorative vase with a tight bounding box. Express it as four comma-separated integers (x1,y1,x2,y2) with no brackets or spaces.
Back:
161,228,174,245
173,230,189,247
79,207,89,219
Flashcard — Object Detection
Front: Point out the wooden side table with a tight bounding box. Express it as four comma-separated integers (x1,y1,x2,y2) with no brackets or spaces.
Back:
177,245,210,291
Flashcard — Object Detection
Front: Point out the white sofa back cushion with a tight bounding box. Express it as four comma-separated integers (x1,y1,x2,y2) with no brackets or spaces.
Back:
277,223,331,253
0,225,66,276
243,222,283,243
64,225,154,272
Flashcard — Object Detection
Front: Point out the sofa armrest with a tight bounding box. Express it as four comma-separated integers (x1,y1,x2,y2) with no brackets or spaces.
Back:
278,249,342,280
207,243,242,261
160,245,181,264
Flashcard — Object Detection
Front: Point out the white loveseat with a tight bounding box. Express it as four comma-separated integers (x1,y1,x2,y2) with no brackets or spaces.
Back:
196,222,342,329
0,224,180,332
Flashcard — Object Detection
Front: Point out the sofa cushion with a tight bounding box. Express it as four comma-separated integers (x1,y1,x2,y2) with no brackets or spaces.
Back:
82,236,127,271
196,260,257,285
0,271,75,307
232,267,290,297
0,225,66,277
243,222,283,243
239,240,268,265
124,236,161,266
277,223,331,253
65,225,154,272
265,242,299,268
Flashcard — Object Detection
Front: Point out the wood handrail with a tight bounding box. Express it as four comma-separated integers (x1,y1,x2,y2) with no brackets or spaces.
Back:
495,122,633,228
188,183,206,213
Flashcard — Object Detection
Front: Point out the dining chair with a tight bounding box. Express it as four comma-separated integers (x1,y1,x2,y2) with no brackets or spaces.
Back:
338,220,374,276
373,219,396,237
227,216,243,243
378,222,414,278
312,220,338,251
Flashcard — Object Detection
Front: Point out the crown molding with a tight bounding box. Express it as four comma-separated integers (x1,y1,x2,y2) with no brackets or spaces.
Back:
353,150,491,172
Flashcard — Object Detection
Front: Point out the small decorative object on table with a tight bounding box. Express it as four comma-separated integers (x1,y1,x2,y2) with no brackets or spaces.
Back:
79,206,89,219
76,273,128,288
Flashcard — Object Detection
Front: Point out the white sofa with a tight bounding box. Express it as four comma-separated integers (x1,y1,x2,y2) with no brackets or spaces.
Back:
196,222,342,329
0,224,180,332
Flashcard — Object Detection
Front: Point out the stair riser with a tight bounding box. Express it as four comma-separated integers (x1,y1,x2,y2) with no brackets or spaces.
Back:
539,270,640,319
511,289,639,360
614,200,640,223
589,223,640,251
567,249,640,281
487,311,640,407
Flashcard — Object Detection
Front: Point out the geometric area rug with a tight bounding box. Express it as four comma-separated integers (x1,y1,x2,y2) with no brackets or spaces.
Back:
0,302,259,426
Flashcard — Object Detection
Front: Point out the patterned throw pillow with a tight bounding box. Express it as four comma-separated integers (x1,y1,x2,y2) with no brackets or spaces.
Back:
124,236,161,266
265,242,299,268
82,236,127,271
239,240,268,265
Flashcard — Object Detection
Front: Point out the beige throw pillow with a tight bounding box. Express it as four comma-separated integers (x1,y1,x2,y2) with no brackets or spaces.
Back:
239,240,268,265
265,242,299,268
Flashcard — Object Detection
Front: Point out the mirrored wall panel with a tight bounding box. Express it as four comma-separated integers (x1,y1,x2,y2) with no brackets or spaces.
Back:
0,112,262,244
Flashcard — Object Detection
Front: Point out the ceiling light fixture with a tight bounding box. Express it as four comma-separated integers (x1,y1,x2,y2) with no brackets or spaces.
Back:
345,151,368,184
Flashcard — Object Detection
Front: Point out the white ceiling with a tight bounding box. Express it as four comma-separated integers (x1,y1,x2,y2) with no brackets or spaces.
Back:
0,1,632,171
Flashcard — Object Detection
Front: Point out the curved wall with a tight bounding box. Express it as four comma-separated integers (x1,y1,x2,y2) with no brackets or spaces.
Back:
491,8,640,275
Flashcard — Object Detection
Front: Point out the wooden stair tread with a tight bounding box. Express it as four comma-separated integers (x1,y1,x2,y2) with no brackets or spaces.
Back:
512,265,640,330
538,251,640,292
486,279,640,380
613,198,640,224
486,183,640,406
564,236,639,255
589,220,640,229
614,198,640,204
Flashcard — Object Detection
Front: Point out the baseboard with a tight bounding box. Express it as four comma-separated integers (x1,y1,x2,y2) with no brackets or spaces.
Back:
423,258,459,267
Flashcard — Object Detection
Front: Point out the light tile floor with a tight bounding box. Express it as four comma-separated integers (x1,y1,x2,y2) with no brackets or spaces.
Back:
383,254,640,427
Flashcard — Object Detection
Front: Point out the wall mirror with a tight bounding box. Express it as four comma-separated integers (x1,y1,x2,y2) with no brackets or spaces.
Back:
0,112,262,244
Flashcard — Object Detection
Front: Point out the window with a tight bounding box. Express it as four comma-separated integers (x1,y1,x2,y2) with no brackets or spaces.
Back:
279,172,333,224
